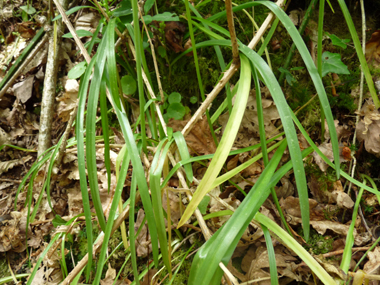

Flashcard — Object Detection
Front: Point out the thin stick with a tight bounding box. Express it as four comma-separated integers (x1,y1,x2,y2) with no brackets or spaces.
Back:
138,5,165,103
181,0,285,138
53,0,90,63
225,0,239,64
0,34,48,99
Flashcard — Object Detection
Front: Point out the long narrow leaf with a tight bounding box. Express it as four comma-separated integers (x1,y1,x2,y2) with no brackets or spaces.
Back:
173,132,193,182
188,140,288,285
150,139,173,272
104,19,160,270
255,212,336,285
336,0,380,108
75,56,97,282
208,1,341,179
85,30,108,232
239,45,310,240
261,224,278,285
340,180,364,273
178,55,251,227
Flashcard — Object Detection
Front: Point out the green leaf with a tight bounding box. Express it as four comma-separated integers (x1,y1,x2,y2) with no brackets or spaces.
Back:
173,132,193,182
178,55,251,228
152,12,179,22
52,6,92,21
167,103,185,120
168,92,181,104
157,46,167,58
52,215,66,227
62,29,93,38
336,0,380,108
255,212,336,285
20,5,36,14
327,33,350,49
290,66,304,71
68,62,87,79
198,196,210,215
112,0,132,18
121,75,137,95
278,67,296,86
321,51,350,77
142,15,153,25
190,96,197,104
144,0,155,13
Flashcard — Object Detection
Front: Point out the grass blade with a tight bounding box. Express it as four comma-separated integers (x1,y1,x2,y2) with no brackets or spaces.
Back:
261,224,278,285
255,212,336,285
178,54,251,227
336,0,380,108
188,140,288,285
75,56,97,282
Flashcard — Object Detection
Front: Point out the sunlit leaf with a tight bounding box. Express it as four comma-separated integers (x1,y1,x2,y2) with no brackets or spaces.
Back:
321,51,350,76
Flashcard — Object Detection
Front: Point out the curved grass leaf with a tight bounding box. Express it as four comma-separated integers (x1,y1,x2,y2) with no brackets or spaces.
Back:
85,28,108,232
92,19,160,284
255,212,336,285
206,1,341,179
173,132,193,182
261,224,278,285
178,55,251,228
340,179,364,273
150,139,173,272
188,140,288,285
75,55,97,282
239,45,310,240
336,0,380,108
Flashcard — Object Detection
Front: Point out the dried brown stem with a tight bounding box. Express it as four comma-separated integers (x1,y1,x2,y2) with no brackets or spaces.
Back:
225,0,239,64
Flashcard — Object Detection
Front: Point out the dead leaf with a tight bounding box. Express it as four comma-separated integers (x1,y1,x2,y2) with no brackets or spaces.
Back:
0,127,11,145
288,9,304,26
56,77,79,122
76,13,101,34
280,197,325,221
312,142,334,172
164,22,187,53
331,190,354,209
168,116,216,155
365,30,380,68
227,155,239,171
100,266,117,285
324,120,351,141
17,23,36,39
314,256,347,280
218,88,280,148
184,38,193,56
162,190,184,224
274,177,294,199
13,76,34,103
356,101,380,156
363,247,380,275
131,209,152,257
0,155,32,175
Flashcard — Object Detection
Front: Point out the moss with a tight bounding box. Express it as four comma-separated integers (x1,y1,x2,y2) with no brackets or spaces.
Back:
0,254,10,279
305,161,338,192
298,229,333,255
